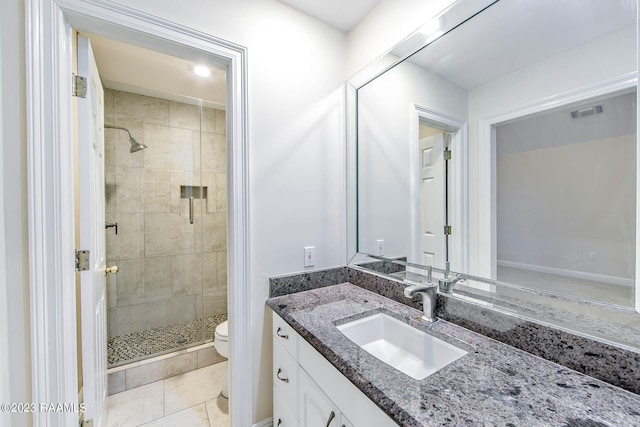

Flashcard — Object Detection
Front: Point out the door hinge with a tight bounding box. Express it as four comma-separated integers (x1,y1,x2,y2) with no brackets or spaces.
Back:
443,149,452,161
444,225,452,235
75,250,90,272
72,73,87,98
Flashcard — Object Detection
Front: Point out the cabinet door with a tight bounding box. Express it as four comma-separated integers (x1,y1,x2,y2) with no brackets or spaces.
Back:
299,370,340,427
340,414,355,427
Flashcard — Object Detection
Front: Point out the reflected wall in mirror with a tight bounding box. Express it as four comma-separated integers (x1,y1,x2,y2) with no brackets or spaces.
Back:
495,90,636,307
351,0,639,349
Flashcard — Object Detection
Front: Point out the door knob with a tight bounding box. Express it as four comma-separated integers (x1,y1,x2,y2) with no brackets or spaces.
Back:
104,265,119,276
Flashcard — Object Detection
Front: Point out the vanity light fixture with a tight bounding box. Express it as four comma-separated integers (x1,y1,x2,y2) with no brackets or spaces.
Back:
193,65,211,77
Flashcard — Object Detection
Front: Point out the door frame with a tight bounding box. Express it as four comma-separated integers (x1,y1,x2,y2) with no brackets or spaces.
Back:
25,0,250,425
477,73,638,306
410,105,468,273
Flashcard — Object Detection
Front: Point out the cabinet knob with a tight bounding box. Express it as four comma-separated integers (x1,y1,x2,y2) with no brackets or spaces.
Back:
276,368,289,383
276,327,289,339
326,411,335,427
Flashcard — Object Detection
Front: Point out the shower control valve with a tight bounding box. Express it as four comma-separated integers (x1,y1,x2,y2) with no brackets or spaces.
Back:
105,222,118,235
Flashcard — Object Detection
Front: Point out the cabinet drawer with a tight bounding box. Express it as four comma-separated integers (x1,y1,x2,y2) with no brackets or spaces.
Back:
274,385,298,427
273,338,299,417
273,312,298,359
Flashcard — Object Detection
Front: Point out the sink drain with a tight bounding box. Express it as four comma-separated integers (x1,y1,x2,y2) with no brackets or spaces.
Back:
175,338,187,345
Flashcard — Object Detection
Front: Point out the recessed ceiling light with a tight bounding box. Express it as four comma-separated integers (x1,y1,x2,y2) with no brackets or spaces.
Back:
193,65,211,77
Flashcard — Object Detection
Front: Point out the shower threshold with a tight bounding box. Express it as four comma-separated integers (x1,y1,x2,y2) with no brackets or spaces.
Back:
107,313,227,367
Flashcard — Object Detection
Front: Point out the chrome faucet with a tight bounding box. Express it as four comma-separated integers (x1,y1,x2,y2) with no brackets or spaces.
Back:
403,266,438,323
438,264,465,294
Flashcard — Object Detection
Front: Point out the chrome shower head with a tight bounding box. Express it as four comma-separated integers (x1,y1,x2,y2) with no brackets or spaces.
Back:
128,137,147,153
105,124,147,153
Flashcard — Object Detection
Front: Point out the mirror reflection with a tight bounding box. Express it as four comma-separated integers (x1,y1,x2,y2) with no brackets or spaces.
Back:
355,0,638,313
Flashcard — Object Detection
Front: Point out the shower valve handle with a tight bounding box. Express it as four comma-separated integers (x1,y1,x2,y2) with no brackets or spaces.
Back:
105,222,118,235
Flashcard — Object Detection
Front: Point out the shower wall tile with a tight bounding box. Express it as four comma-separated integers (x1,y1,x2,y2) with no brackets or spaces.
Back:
215,110,226,135
172,254,203,296
125,352,198,389
105,127,116,167
115,167,143,213
104,89,115,124
217,251,227,289
201,108,218,133
143,170,172,213
143,124,195,171
215,174,226,213
107,213,143,261
203,252,218,291
105,166,116,215
201,132,226,173
114,91,169,126
197,213,227,252
115,258,142,306
109,294,197,336
142,256,173,300
169,101,201,131
196,290,227,319
144,212,195,257
106,90,229,343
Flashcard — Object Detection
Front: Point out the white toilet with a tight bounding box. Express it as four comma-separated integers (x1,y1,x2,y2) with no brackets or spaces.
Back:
214,320,229,398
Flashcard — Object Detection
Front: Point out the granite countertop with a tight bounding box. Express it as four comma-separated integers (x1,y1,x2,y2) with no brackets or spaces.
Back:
267,283,640,427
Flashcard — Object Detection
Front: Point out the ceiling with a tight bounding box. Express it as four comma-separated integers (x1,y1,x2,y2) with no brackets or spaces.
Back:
86,33,226,108
400,0,636,89
278,0,381,31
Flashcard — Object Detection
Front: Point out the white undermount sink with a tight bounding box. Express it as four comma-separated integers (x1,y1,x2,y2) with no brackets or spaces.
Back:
337,313,467,380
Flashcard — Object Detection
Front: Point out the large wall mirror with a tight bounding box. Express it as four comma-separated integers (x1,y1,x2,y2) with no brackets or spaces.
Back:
348,0,640,351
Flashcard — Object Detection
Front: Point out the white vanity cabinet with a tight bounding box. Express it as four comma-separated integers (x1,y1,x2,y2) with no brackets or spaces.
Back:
272,311,397,427
299,369,354,427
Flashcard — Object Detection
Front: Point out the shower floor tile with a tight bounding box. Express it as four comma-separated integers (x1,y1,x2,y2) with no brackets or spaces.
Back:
108,313,227,367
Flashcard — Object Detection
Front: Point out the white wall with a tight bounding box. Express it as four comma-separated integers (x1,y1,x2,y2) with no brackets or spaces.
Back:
467,25,637,276
107,0,347,422
3,0,346,424
358,59,467,258
0,1,31,426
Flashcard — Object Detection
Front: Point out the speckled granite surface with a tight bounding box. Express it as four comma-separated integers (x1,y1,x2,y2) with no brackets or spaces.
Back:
347,267,640,395
269,266,347,297
267,284,640,427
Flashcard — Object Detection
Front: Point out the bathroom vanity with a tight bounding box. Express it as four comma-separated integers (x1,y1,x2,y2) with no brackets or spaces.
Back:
267,276,640,426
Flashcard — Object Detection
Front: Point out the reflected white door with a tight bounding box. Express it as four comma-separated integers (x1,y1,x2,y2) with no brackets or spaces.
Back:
419,133,446,268
78,35,108,427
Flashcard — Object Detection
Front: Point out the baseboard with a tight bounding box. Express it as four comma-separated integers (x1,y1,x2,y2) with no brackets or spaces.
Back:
497,259,634,287
253,417,273,427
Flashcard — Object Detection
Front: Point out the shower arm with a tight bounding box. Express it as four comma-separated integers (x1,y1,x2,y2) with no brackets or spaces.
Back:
104,124,133,139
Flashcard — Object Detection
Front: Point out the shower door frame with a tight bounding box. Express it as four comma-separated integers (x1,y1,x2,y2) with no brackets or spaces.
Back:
24,0,251,425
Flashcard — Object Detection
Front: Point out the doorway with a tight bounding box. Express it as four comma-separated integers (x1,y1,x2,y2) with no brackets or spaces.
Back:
25,2,250,426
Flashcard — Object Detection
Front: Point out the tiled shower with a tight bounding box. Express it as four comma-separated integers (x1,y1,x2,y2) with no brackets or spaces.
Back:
104,89,228,367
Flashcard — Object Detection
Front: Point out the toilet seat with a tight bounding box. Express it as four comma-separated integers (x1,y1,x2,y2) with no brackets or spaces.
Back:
215,320,229,342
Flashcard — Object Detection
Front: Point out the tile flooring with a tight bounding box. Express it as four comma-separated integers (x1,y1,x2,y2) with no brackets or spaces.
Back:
106,361,228,426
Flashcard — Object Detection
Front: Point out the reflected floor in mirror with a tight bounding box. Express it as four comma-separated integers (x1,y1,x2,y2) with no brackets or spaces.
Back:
496,266,633,308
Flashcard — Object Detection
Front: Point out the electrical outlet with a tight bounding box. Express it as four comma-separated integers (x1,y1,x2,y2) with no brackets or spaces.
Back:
376,239,384,256
304,246,315,267
588,251,597,260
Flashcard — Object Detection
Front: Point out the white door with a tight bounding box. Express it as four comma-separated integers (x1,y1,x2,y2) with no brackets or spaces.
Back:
78,35,108,427
419,133,446,268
